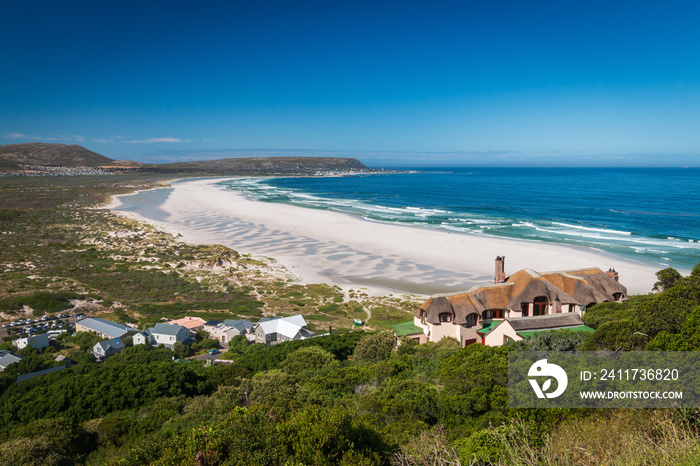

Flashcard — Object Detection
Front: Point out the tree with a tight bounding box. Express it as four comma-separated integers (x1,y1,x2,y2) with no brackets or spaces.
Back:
653,267,683,292
173,341,193,359
353,332,396,363
281,346,335,374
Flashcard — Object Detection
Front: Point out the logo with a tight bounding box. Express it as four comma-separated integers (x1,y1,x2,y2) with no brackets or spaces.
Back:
528,359,568,399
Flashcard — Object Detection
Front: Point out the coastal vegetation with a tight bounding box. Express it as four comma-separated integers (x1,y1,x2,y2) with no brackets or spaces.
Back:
1,175,700,465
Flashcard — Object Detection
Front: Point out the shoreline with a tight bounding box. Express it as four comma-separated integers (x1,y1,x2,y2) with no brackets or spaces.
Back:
108,177,661,296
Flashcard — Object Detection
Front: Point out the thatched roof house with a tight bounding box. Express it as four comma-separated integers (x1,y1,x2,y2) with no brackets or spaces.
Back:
403,258,627,347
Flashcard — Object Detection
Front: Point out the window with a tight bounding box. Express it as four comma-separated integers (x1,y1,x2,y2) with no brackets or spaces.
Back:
266,334,271,341
438,313,452,323
504,335,514,344
464,338,477,346
521,303,529,316
484,309,504,320
533,297,548,316
465,313,478,328
420,310,426,325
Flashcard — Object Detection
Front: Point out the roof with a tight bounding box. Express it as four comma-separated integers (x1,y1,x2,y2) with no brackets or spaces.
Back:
94,338,125,352
152,323,187,336
257,315,311,339
393,321,425,336
0,352,23,369
16,365,66,383
419,266,628,319
517,326,594,339
476,320,503,335
79,317,130,338
507,314,585,331
204,320,222,327
222,319,255,332
167,316,207,329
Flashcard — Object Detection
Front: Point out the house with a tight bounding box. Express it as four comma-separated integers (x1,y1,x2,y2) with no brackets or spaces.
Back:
166,316,206,331
0,350,23,371
480,314,594,346
205,318,256,344
76,317,132,339
92,338,126,361
13,333,50,352
133,323,189,349
397,257,627,347
254,315,316,346
55,354,75,367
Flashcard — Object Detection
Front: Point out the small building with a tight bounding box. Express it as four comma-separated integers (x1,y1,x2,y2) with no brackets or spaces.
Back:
133,323,189,349
166,316,207,331
206,318,256,344
392,321,428,343
13,333,50,352
480,314,594,346
0,350,23,371
92,338,126,361
254,315,316,346
76,317,132,339
55,354,75,367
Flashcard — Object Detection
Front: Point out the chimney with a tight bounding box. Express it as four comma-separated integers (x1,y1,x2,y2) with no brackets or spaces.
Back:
494,256,506,284
606,268,619,282
554,295,562,313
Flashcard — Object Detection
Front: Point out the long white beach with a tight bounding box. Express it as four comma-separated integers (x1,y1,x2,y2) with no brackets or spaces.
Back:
110,177,659,296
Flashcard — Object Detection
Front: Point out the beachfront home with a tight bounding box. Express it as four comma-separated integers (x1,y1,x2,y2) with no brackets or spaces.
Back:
13,333,50,352
395,257,625,347
254,315,316,346
92,338,126,361
133,323,189,349
205,319,256,344
0,350,23,371
76,317,132,339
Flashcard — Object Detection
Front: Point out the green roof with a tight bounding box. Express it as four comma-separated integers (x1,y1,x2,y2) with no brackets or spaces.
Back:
476,320,503,335
517,325,595,339
393,321,424,336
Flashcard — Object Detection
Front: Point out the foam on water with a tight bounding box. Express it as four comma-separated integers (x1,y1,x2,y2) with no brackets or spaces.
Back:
216,168,700,270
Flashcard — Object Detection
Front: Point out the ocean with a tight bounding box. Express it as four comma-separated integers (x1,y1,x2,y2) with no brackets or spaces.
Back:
217,167,700,272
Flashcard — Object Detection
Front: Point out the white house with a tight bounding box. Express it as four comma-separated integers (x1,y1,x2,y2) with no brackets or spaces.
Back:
205,318,256,344
92,338,126,361
13,333,50,352
134,323,189,349
254,315,316,346
76,317,132,339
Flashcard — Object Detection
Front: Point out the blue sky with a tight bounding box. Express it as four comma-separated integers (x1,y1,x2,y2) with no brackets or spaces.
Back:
1,0,699,167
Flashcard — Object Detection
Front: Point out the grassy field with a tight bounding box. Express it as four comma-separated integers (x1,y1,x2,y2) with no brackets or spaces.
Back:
0,175,419,336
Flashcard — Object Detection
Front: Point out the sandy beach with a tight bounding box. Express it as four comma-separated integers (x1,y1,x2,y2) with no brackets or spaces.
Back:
110,178,660,296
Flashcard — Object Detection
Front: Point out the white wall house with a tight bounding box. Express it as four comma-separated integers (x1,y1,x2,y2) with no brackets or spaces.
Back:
134,323,189,349
13,333,50,352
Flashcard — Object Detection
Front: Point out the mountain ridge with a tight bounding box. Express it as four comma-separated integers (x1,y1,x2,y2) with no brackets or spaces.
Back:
0,143,371,174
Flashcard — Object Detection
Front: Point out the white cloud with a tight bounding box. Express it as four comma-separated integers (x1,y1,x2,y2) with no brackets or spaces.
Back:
4,133,30,139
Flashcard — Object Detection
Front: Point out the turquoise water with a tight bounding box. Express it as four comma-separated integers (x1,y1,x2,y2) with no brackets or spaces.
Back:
217,168,700,271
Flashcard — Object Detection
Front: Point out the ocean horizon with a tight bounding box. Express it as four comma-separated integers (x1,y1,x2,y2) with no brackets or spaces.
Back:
215,167,700,272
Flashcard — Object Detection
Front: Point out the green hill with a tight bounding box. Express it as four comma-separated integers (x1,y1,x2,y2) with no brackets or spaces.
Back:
0,143,372,175
0,143,118,168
